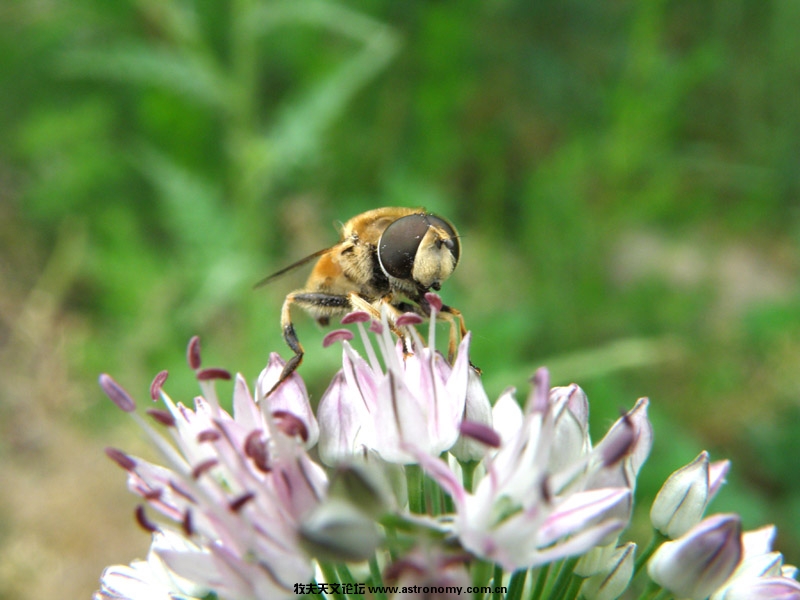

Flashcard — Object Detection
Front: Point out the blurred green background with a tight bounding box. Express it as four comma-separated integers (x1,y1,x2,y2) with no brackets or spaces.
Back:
2,0,799,598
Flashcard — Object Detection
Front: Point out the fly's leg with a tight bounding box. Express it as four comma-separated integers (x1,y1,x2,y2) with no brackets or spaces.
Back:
438,304,467,362
349,293,414,354
439,304,479,373
267,291,351,396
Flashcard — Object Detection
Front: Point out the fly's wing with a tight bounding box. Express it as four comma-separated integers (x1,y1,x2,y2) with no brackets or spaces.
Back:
253,247,333,289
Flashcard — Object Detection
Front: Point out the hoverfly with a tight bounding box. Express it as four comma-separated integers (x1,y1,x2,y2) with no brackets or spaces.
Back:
256,207,467,394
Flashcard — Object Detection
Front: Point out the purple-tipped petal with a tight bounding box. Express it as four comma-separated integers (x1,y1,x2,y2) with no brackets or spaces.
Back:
651,451,710,538
724,577,800,600
186,336,202,369
596,397,652,476
742,525,777,557
626,397,653,475
600,414,635,467
550,384,589,429
538,488,631,546
322,329,354,347
528,367,550,413
648,513,743,600
708,459,731,501
99,374,136,413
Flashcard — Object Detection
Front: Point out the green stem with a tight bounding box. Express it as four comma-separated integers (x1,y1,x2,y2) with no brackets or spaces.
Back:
548,557,579,600
528,564,550,600
460,459,477,493
425,473,443,516
385,523,399,562
561,575,582,600
472,561,494,600
406,465,424,514
641,584,672,600
318,563,345,600
506,569,528,600
637,579,665,600
336,563,364,600
634,531,667,576
368,555,386,600
491,564,504,600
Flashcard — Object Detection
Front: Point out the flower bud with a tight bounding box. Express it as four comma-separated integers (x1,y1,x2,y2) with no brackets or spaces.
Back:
721,576,800,600
450,368,493,462
326,462,393,519
648,513,742,600
575,543,617,577
548,385,591,472
650,451,710,538
580,542,636,600
298,499,380,563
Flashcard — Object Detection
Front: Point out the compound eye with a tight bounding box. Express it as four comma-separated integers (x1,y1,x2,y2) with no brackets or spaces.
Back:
378,214,429,279
426,215,460,265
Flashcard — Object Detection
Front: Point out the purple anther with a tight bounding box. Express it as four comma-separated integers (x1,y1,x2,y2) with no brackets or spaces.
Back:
187,336,202,369
142,488,163,501
341,311,371,324
322,329,354,347
425,292,443,312
168,480,197,503
459,421,501,448
182,509,194,536
197,429,221,443
135,505,158,533
105,447,137,471
244,430,271,473
272,410,309,443
228,491,256,513
146,408,176,427
196,367,232,381
99,374,136,413
149,370,169,401
369,320,384,334
191,458,219,480
396,313,424,326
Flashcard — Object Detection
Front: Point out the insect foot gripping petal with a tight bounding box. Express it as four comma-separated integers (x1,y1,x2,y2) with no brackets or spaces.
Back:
265,323,304,397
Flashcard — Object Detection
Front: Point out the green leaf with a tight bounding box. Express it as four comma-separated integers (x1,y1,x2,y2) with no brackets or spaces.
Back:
59,44,230,111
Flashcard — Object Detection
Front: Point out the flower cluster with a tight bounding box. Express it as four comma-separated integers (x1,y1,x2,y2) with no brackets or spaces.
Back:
95,301,798,600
